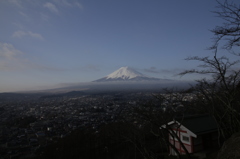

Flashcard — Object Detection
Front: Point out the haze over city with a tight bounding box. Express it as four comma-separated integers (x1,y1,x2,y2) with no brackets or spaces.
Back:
1,1,240,158
1,0,239,92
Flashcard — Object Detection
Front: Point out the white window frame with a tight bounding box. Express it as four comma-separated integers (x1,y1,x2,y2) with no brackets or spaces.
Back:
181,133,190,144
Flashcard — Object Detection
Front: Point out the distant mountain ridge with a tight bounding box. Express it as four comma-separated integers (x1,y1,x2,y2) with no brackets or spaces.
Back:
1,67,194,94
93,66,163,82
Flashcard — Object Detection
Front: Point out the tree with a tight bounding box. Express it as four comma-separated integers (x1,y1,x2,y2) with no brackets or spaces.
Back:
180,0,240,141
134,89,193,159
210,0,240,55
180,49,240,141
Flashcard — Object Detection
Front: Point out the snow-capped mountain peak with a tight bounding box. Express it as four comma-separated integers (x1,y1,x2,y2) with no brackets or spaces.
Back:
106,66,145,80
93,66,161,82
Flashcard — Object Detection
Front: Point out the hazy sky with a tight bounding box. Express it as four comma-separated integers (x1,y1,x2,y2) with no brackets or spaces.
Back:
1,0,239,92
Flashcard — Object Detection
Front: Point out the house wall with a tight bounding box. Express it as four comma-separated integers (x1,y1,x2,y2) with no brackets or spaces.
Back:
193,132,219,152
193,136,203,152
169,128,193,155
202,132,219,150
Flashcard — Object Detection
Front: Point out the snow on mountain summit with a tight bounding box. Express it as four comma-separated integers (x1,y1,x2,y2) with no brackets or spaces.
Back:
93,67,161,82
106,66,145,80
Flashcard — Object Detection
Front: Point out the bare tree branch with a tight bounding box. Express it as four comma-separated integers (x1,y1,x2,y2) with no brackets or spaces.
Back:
210,0,240,55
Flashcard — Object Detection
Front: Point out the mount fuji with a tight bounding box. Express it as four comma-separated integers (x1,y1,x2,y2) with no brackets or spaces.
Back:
22,67,193,93
93,67,162,82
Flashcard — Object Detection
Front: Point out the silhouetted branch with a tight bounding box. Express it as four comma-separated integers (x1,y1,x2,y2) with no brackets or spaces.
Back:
210,0,240,55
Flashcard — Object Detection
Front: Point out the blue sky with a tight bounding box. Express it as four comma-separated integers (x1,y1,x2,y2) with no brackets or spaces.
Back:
1,0,239,92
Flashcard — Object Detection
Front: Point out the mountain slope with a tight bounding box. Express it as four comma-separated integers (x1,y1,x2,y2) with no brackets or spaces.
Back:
93,67,161,82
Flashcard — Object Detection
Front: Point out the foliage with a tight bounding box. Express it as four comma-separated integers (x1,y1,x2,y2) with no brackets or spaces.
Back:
34,122,163,159
134,89,197,159
180,0,240,141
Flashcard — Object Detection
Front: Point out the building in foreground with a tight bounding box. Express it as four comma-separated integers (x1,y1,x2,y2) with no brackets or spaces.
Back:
161,115,218,156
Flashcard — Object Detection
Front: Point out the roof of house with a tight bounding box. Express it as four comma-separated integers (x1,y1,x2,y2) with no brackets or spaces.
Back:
179,115,218,135
164,114,218,137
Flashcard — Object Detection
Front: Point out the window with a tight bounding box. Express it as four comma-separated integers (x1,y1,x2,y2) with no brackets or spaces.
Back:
182,135,189,142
